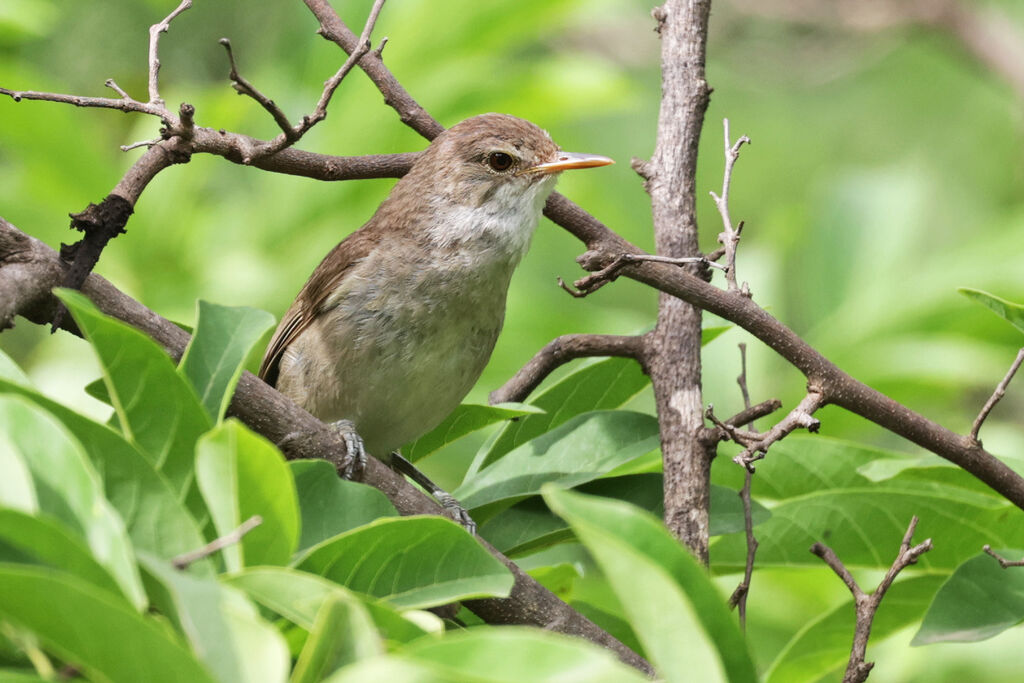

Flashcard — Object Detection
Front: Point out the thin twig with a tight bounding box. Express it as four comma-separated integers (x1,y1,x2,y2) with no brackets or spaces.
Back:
732,390,824,470
971,347,1024,442
560,252,725,298
728,343,759,631
220,38,294,136
148,0,193,105
709,118,751,295
983,544,1024,568
811,516,932,683
171,515,263,570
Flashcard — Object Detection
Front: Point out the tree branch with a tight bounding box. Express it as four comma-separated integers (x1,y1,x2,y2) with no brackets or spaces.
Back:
0,217,651,675
488,334,645,405
970,347,1024,443
811,516,933,683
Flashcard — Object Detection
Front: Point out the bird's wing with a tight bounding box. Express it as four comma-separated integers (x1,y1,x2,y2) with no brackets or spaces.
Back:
258,226,382,387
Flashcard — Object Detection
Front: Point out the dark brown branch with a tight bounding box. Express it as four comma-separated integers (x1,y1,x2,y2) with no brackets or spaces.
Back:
0,217,651,676
982,545,1024,569
971,347,1024,443
811,516,933,683
172,515,263,570
220,38,294,136
488,334,645,405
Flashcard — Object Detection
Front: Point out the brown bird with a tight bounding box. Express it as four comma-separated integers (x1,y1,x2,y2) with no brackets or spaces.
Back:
259,113,612,524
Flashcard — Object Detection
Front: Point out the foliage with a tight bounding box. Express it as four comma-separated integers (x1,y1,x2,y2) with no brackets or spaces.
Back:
4,1,1024,680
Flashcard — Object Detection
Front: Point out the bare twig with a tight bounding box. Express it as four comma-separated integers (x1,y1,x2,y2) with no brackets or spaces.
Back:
728,343,759,630
982,544,1024,569
811,516,933,683
172,515,263,570
971,347,1024,442
732,390,824,470
560,252,725,298
709,119,751,295
148,0,193,105
489,334,644,405
220,38,294,136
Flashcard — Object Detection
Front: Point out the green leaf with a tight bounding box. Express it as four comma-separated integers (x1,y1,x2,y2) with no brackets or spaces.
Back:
469,357,650,475
399,626,650,683
179,301,275,422
297,516,514,609
0,378,207,565
0,508,123,598
196,420,300,570
0,565,217,683
456,411,660,510
403,403,544,463
224,567,435,645
56,289,212,500
139,554,289,683
768,575,944,682
959,288,1024,334
545,486,757,683
291,460,398,555
0,349,30,385
913,550,1024,644
0,395,145,608
710,437,1023,572
323,657,458,683
291,595,383,683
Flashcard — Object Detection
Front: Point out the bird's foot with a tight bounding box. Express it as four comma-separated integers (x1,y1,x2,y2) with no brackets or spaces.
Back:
328,419,367,480
390,452,477,535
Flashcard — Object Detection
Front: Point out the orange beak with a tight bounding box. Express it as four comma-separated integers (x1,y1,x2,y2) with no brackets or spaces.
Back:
526,152,615,175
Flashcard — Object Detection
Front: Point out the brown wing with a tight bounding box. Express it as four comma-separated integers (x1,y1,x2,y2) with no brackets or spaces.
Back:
258,224,384,387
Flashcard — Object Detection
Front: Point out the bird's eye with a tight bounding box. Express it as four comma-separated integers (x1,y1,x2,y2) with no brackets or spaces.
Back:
487,152,514,172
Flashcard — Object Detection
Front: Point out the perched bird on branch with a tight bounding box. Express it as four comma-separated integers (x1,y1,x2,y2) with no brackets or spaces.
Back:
259,113,612,525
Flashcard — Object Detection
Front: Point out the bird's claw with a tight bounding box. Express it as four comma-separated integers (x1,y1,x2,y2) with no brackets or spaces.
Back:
435,492,477,535
329,419,367,480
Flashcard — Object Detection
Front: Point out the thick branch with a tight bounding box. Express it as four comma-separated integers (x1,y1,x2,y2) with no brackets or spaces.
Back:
488,334,644,405
0,217,650,675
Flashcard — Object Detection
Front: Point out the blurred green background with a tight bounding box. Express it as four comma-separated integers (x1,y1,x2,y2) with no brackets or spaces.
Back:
2,0,1024,680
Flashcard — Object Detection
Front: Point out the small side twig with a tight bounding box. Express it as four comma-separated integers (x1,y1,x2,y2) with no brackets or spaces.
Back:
148,0,193,106
970,347,1024,443
729,389,825,471
220,38,294,137
709,118,751,296
811,516,933,683
728,343,759,631
982,544,1024,568
171,515,263,570
560,252,725,298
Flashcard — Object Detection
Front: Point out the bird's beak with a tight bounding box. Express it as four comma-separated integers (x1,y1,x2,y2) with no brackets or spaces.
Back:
526,152,614,175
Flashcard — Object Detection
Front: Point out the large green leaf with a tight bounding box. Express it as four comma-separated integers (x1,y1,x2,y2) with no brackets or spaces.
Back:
0,565,216,683
0,349,30,385
0,378,207,565
469,358,650,476
0,395,145,608
0,508,123,598
297,516,513,609
403,403,544,463
179,301,275,422
196,420,300,570
290,460,398,555
768,575,944,682
711,436,1023,572
224,566,436,645
140,554,289,683
56,289,212,500
291,594,383,683
545,486,757,683
481,477,769,557
959,288,1024,334
455,410,660,510
399,626,650,683
913,550,1024,644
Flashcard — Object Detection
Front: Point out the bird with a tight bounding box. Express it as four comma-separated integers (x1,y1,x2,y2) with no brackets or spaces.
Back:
259,113,613,525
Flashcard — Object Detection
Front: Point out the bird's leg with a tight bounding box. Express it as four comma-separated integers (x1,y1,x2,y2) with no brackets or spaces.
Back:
389,452,477,535
276,418,367,480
